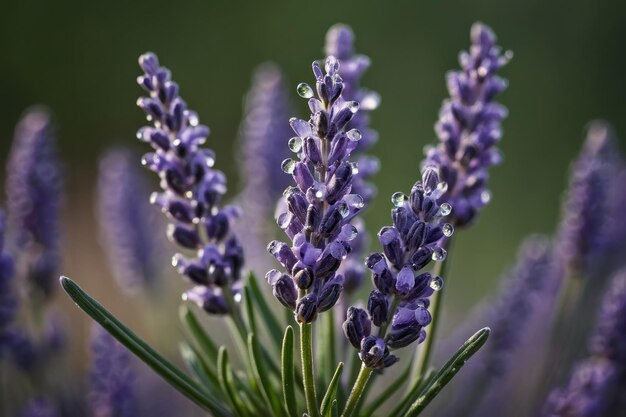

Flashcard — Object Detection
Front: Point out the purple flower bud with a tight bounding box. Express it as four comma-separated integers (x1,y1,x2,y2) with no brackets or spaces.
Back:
296,292,318,323
183,286,229,315
359,336,387,369
294,267,314,290
343,307,371,348
318,274,344,312
367,290,389,327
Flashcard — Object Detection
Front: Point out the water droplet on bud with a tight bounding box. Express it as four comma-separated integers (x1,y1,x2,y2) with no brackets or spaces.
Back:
267,240,280,255
281,159,296,174
296,83,314,99
432,247,447,262
439,203,452,217
481,190,492,204
442,223,454,237
430,276,443,291
288,137,303,152
437,181,448,194
338,203,350,218
391,192,408,207
350,162,359,175
345,224,358,240
346,129,362,141
344,194,364,209
347,101,360,113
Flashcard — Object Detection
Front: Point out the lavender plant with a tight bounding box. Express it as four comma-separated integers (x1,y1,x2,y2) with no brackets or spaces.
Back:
60,22,625,417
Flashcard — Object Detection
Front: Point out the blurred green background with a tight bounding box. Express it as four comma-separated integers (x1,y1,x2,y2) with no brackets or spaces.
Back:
1,0,625,351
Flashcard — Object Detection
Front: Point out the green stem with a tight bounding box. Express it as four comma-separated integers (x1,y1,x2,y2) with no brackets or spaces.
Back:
301,321,319,417
411,239,452,387
341,364,373,417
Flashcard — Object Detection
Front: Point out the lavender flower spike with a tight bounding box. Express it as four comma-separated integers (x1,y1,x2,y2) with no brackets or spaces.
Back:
236,64,292,270
136,52,245,314
343,166,454,368
555,121,619,276
267,55,366,322
6,107,61,298
97,148,164,295
542,269,626,416
325,24,380,295
89,324,137,417
423,23,511,227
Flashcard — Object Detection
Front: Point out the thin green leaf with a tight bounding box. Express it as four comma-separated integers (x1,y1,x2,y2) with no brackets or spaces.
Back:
317,309,337,394
179,305,219,366
218,346,251,417
361,363,412,416
179,341,220,392
320,362,344,417
60,277,230,417
332,400,339,417
403,327,491,417
387,368,436,417
247,272,284,347
243,286,257,336
248,332,286,416
281,326,298,417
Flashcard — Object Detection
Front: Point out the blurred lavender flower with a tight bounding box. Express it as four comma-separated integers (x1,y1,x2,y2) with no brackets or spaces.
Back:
267,55,366,322
542,269,626,416
0,211,16,333
21,397,59,417
97,148,165,295
423,23,511,227
236,64,292,270
136,52,245,314
5,107,61,298
89,324,137,417
480,236,554,376
343,166,453,368
325,24,379,296
555,122,620,276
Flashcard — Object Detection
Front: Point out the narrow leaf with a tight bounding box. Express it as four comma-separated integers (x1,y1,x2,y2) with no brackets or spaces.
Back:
320,362,344,417
179,341,220,392
243,285,257,336
248,332,286,416
281,326,298,417
179,305,219,366
218,346,251,417
361,363,412,416
60,276,230,417
403,327,491,417
247,272,284,347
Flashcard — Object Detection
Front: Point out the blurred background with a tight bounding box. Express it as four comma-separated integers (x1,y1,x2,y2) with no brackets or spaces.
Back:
1,0,625,413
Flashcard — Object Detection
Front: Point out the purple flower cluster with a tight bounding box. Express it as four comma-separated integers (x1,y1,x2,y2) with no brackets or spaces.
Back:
266,56,365,323
89,324,137,417
97,149,164,295
5,107,61,298
236,64,292,269
543,269,626,416
136,52,245,315
343,166,453,368
423,23,511,227
324,24,380,296
555,122,620,276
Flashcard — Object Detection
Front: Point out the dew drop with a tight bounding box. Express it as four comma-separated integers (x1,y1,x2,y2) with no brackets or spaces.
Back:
267,240,280,254
338,203,350,218
276,212,292,229
233,292,242,303
288,136,303,152
171,254,183,268
429,276,443,291
186,111,199,126
347,101,360,114
344,194,364,209
283,186,298,198
344,224,358,241
346,129,362,141
481,190,492,204
432,247,447,262
391,192,408,207
350,162,359,175
436,181,448,194
296,83,314,99
360,92,381,110
442,223,454,237
281,159,296,174
439,203,452,217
